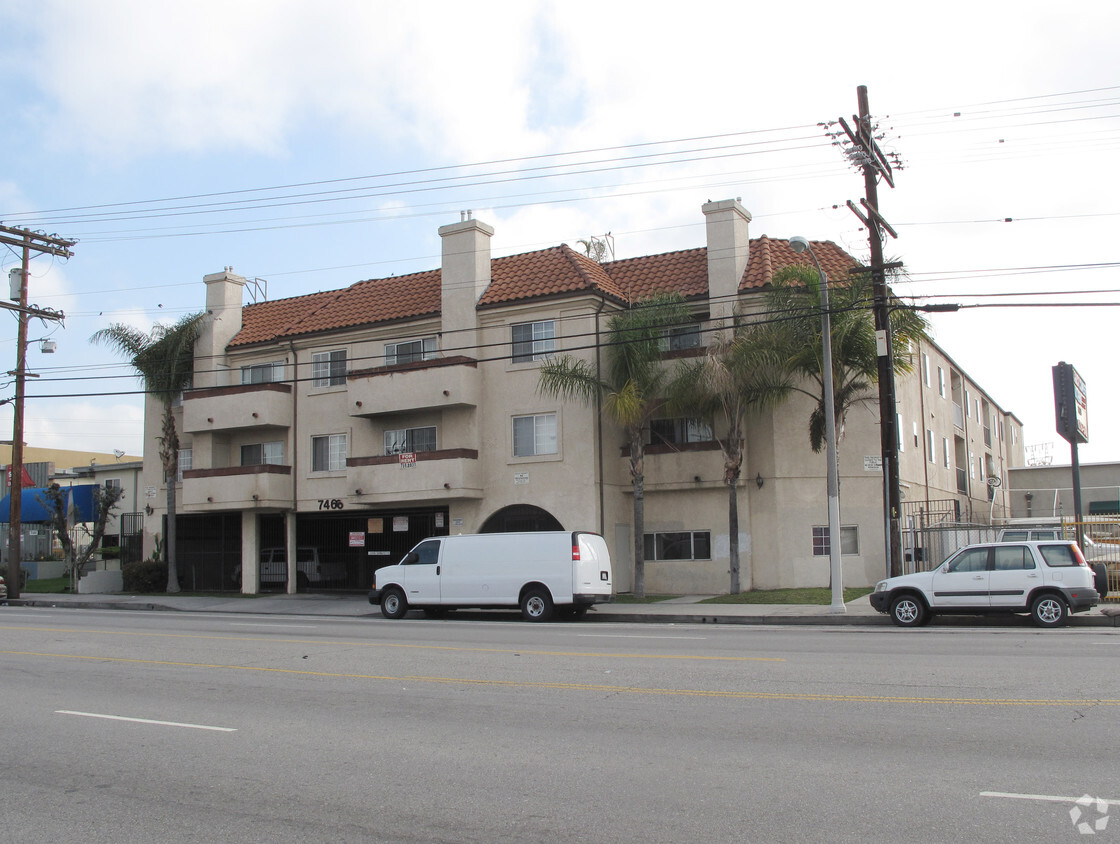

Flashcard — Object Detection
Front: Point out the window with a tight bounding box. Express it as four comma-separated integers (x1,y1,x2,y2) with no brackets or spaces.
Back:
241,441,283,466
643,530,711,561
649,417,713,446
812,526,860,556
896,414,904,452
659,322,701,352
942,437,950,468
937,366,946,398
311,433,348,471
177,448,192,482
406,540,441,565
994,546,1034,571
511,321,555,363
913,421,919,448
241,361,285,384
385,337,437,366
926,429,935,463
104,478,122,490
384,426,437,455
312,350,347,387
512,413,557,457
922,354,930,387
1011,425,1017,445
1039,544,1080,567
948,547,989,573
965,389,971,418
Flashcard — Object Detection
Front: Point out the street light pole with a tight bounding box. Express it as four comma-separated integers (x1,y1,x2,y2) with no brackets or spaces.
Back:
790,236,845,613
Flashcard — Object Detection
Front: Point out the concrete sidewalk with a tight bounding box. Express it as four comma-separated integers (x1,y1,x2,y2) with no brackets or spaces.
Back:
4,590,1119,626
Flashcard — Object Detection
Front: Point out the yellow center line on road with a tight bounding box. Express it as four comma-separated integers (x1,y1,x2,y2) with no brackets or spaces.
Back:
4,650,1119,706
0,625,781,662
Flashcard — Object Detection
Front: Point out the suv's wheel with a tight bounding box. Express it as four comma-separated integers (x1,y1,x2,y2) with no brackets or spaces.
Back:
380,588,408,619
889,594,927,627
1031,593,1068,628
1092,563,1109,599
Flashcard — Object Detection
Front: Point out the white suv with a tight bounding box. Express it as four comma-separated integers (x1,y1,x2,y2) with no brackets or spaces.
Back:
870,541,1102,628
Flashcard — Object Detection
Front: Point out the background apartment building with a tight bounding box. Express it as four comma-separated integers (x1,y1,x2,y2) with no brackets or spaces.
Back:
139,200,1024,594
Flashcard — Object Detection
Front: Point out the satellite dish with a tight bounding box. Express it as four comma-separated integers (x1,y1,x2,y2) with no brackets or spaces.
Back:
113,449,126,460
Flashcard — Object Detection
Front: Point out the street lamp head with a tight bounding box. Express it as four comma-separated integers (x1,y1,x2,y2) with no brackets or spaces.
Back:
788,235,810,254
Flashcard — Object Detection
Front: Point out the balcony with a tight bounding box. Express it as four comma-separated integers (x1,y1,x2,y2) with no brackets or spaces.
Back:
953,403,963,429
347,449,483,503
182,464,292,509
347,357,479,418
621,441,725,490
956,467,968,495
182,383,293,433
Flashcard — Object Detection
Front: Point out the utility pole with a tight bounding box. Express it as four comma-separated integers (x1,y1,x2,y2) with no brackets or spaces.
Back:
830,85,904,578
0,224,73,599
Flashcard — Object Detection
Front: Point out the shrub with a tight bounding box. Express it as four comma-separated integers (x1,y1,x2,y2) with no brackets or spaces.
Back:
122,559,168,593
100,546,121,560
0,565,30,588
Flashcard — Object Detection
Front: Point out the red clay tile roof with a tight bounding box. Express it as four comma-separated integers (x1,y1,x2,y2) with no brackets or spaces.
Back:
227,236,861,347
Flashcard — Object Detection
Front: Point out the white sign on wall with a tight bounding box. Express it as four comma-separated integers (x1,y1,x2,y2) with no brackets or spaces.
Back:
864,456,883,472
514,472,529,485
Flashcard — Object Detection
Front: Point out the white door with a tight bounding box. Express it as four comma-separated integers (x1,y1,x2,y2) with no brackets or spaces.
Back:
989,544,1039,608
402,539,442,605
929,546,990,608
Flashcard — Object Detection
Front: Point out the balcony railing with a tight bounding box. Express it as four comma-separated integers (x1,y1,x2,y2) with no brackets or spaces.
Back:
953,403,964,429
348,356,479,417
347,448,482,502
182,464,292,509
182,383,293,433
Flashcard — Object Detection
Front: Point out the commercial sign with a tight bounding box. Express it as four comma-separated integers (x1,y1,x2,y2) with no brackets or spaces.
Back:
1052,361,1088,445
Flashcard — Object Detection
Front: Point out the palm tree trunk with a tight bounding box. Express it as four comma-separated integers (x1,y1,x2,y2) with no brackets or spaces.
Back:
728,480,740,594
161,402,180,593
630,431,645,600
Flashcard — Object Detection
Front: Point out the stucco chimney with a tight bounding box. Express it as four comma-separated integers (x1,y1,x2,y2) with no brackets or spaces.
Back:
439,216,494,351
702,199,751,327
197,269,247,388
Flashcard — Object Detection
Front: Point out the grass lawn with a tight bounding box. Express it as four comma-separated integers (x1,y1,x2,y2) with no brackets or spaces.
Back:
22,577,72,594
702,587,873,605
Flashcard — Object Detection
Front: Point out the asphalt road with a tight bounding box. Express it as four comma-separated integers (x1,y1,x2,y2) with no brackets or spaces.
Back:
2,607,1118,843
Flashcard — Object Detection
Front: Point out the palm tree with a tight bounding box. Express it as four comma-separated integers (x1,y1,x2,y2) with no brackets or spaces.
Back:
91,313,207,593
538,293,692,599
759,264,927,452
668,327,791,593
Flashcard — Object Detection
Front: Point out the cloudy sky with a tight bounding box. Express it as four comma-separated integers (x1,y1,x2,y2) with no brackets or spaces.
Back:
1,0,1118,470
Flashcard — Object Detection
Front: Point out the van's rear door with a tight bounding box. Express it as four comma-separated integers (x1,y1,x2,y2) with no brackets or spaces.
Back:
572,532,612,599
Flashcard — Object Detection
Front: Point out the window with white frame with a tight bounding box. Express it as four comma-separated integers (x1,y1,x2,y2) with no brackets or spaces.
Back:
659,321,702,352
384,426,437,455
649,417,713,446
241,361,285,384
511,321,556,363
913,421,919,448
942,437,951,468
812,525,860,556
922,354,930,387
177,448,192,482
104,478,122,491
926,429,935,463
937,366,946,398
385,337,437,367
643,530,711,561
512,413,557,457
969,451,976,479
312,350,347,387
896,414,904,452
241,441,283,466
965,388,971,418
311,433,348,471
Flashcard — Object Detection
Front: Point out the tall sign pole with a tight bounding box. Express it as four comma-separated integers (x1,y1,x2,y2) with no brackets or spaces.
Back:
1052,361,1088,547
0,224,74,599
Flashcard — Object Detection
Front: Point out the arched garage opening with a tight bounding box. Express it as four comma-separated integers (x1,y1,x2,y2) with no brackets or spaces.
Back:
479,504,563,533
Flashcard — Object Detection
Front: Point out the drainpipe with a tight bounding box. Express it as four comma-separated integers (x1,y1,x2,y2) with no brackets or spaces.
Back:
288,341,299,592
595,296,607,537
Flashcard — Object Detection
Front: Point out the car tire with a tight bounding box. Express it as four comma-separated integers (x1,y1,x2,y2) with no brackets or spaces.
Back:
381,588,408,619
1092,563,1109,598
1031,593,1068,628
889,594,927,628
520,587,554,622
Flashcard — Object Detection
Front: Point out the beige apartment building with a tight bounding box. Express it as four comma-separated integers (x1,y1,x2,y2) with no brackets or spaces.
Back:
138,199,1024,594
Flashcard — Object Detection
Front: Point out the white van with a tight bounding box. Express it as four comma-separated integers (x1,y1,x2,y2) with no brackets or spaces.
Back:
368,531,613,621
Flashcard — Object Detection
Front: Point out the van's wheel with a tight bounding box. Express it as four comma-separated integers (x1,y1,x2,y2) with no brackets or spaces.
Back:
1031,594,1068,628
381,588,408,619
520,587,554,622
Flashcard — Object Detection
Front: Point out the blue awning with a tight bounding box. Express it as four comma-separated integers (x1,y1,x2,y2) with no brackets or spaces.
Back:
0,485,99,523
